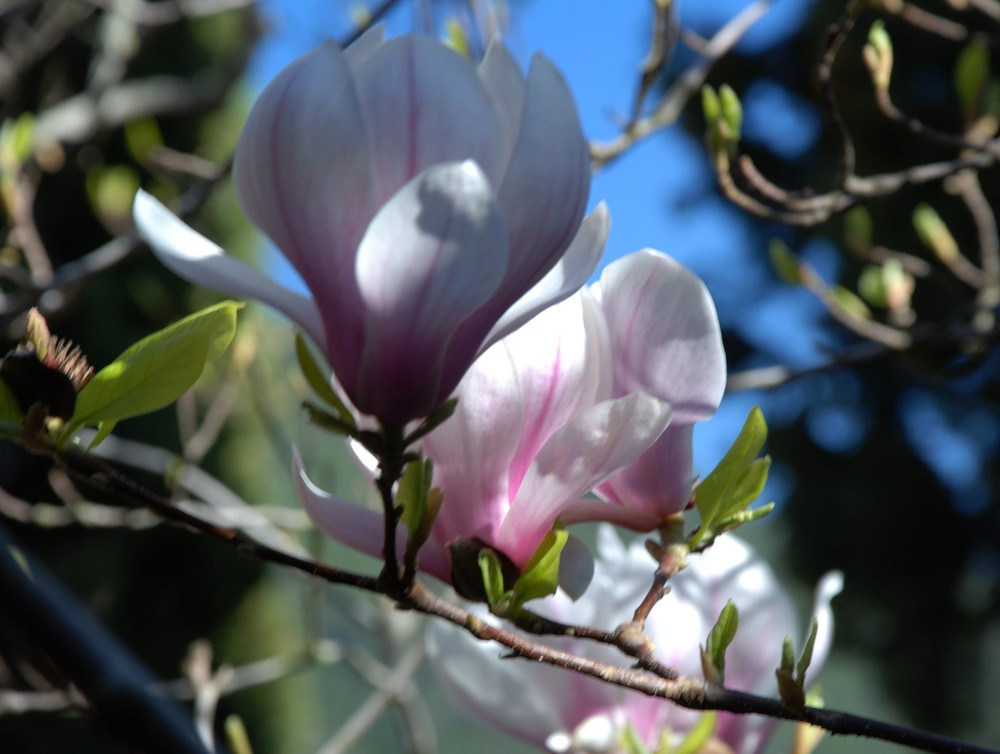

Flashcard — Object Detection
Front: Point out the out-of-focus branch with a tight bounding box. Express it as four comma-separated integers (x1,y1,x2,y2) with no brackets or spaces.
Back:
590,0,776,168
0,523,213,754
316,642,425,754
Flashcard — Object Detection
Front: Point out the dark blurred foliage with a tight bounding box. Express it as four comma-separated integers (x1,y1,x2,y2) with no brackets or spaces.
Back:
0,1,264,750
684,0,1000,737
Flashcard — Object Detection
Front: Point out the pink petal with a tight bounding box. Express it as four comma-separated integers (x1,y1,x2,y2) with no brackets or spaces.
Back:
132,190,325,348
501,292,611,492
421,341,524,548
353,35,504,205
597,250,726,422
353,160,508,422
499,393,672,566
595,423,695,520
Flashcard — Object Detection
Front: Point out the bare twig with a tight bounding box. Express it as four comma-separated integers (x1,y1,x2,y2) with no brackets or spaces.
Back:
590,0,776,167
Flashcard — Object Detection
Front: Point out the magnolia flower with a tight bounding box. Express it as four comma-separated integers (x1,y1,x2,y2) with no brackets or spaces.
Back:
427,526,844,754
299,249,727,592
593,251,727,522
133,30,607,424
299,291,672,592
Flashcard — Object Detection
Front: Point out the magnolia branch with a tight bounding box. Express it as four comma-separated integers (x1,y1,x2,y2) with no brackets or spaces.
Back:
27,440,997,754
589,0,776,168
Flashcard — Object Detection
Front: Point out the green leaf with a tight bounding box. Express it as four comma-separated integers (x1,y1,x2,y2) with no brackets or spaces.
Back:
295,333,354,427
715,501,775,532
769,239,803,285
674,712,718,754
955,38,989,122
704,601,739,683
70,301,242,444
622,720,651,754
843,206,873,253
721,456,771,518
719,84,743,142
796,618,820,687
123,118,164,165
858,265,888,308
780,635,795,675
1,113,36,167
701,84,721,124
397,458,442,552
913,203,958,262
404,397,458,446
224,715,255,754
701,85,724,154
867,20,891,57
692,407,768,547
86,165,141,224
477,549,507,611
512,528,568,607
831,285,871,320
0,376,23,424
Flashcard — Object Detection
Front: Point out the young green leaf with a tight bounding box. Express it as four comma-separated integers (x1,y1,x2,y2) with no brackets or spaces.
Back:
674,711,718,754
719,84,743,142
397,458,442,552
622,720,651,754
404,397,458,446
704,601,739,683
692,407,768,547
477,549,508,611
70,301,242,445
294,333,355,427
831,285,871,320
955,38,989,122
512,528,569,607
769,239,803,285
796,618,820,687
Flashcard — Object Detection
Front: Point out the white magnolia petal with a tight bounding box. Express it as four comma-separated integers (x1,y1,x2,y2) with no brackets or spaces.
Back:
353,161,508,420
481,203,609,352
354,36,504,203
499,393,672,565
233,41,373,322
497,53,590,292
427,611,571,747
806,570,844,687
598,249,726,422
478,38,526,171
132,190,325,347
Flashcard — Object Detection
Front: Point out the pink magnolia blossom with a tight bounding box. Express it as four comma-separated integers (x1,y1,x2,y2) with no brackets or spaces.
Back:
593,250,727,521
299,291,672,591
132,30,607,424
299,249,727,591
427,525,843,754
